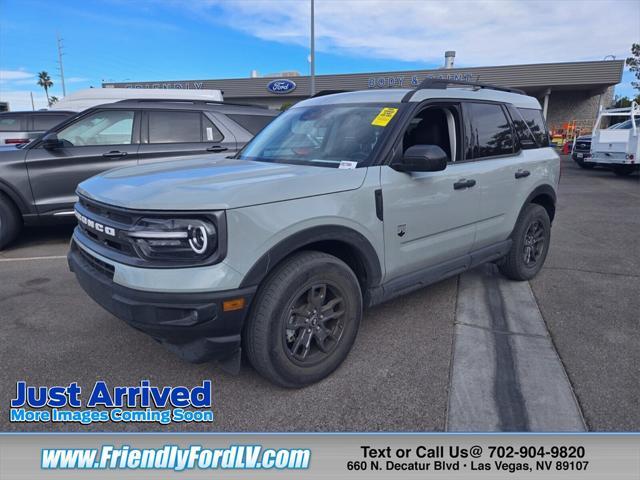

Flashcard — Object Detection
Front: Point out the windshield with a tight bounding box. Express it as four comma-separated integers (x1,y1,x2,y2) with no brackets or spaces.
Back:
609,117,638,129
238,103,401,167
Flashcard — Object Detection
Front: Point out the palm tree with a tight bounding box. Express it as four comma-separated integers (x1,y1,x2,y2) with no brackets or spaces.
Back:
37,71,53,106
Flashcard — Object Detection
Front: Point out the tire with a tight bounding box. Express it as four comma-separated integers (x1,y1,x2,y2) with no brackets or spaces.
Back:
244,251,362,388
575,158,594,169
0,193,22,250
613,165,635,176
498,204,551,281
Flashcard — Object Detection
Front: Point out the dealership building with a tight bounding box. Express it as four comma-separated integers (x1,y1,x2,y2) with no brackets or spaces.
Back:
104,57,624,131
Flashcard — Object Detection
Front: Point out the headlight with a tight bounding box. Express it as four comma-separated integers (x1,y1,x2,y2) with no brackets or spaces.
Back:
127,218,217,262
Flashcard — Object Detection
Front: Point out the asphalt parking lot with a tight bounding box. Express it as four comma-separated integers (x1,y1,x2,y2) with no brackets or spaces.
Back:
0,155,638,432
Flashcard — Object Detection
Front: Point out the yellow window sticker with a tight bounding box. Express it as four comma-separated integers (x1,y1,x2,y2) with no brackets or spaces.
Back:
371,107,398,127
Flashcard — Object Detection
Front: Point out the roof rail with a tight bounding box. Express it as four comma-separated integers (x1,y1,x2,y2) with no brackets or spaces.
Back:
311,90,348,98
402,78,526,102
113,98,269,109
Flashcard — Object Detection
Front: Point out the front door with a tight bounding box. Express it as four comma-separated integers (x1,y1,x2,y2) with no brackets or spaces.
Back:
25,109,140,215
381,103,482,282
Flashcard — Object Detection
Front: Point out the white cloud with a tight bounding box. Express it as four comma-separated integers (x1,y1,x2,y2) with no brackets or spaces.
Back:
194,0,640,67
0,69,35,83
0,90,50,111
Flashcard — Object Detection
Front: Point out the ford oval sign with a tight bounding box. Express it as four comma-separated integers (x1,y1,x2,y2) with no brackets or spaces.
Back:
267,79,297,94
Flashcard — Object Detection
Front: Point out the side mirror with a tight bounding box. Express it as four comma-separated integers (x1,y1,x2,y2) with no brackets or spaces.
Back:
393,145,448,172
41,133,63,150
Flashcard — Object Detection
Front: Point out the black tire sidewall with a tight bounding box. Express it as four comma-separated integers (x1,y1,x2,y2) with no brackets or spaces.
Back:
250,253,362,387
511,205,551,279
0,195,21,249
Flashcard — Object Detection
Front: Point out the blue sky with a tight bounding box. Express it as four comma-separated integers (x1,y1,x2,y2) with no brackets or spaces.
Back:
1,0,639,110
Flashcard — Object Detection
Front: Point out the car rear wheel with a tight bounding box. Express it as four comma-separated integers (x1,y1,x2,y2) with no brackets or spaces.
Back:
613,165,635,176
575,158,594,169
499,204,551,281
244,251,362,388
0,193,22,250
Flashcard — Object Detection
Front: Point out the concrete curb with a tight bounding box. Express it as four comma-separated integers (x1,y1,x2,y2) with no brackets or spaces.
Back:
446,264,585,432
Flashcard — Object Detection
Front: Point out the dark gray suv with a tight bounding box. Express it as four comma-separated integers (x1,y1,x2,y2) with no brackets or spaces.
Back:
0,100,278,248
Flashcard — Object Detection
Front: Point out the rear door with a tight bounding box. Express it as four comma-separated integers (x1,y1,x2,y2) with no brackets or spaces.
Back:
466,102,542,249
25,108,140,216
137,110,237,164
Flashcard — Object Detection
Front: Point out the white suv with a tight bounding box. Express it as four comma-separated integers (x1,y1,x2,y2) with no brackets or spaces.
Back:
68,79,560,387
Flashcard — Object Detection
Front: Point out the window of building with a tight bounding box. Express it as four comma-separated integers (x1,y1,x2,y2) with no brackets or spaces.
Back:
517,108,549,147
226,114,274,135
466,103,514,158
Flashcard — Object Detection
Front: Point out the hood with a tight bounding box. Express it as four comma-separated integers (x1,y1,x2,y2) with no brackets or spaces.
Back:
78,156,367,210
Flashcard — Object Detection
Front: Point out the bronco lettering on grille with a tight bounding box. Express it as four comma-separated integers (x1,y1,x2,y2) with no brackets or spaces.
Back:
75,211,116,237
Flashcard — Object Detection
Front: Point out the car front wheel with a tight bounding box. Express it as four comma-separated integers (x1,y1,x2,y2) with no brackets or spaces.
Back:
244,251,362,388
0,193,22,250
499,204,551,281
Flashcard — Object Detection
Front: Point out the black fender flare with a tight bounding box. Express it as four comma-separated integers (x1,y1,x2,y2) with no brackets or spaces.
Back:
516,184,557,227
239,225,383,289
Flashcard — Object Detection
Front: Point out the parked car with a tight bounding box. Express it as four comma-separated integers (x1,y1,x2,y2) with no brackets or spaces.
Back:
0,99,278,248
571,135,593,168
68,79,560,387
50,87,224,112
587,102,639,176
0,110,75,145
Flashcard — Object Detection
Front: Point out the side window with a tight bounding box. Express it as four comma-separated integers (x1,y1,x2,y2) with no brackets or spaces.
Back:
517,108,549,147
149,111,202,144
202,115,224,142
466,103,514,159
57,110,135,146
0,115,24,131
402,105,461,162
226,114,274,135
506,105,537,149
32,115,71,131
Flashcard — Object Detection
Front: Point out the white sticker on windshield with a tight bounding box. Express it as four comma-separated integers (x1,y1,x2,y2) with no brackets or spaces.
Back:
206,127,214,141
338,161,358,170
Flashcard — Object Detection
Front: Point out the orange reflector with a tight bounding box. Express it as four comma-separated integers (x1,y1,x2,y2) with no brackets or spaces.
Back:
223,298,245,312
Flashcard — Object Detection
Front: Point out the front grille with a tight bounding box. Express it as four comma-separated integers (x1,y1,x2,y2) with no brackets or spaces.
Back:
77,244,115,279
76,196,137,258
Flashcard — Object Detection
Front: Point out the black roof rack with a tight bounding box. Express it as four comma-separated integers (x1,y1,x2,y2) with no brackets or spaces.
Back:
311,90,348,98
113,98,269,109
402,78,526,102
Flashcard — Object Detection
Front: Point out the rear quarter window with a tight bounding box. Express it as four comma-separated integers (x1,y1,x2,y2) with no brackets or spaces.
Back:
32,114,72,131
0,115,24,131
226,114,275,135
517,108,549,147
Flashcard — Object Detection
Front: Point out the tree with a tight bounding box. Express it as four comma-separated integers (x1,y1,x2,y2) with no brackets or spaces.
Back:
49,96,59,105
613,95,632,108
626,43,640,92
37,71,53,106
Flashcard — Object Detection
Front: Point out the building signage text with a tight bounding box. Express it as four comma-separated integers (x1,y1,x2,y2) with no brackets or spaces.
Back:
367,72,474,89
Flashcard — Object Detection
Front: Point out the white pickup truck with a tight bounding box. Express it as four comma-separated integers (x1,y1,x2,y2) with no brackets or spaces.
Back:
587,101,639,176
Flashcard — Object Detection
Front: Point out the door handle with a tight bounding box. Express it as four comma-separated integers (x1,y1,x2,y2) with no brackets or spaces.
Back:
206,145,228,153
102,151,127,158
515,169,530,179
453,179,476,190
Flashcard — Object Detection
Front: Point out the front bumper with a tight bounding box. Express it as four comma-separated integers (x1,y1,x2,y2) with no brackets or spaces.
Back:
68,240,256,364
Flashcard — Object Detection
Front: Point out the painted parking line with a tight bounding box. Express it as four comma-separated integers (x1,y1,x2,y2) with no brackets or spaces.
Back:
0,255,67,263
447,264,585,432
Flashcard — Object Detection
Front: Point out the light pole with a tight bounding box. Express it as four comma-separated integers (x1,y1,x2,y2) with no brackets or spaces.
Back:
310,0,315,96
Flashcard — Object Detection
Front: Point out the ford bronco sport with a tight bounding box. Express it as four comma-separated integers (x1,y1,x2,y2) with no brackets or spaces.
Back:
68,79,559,387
